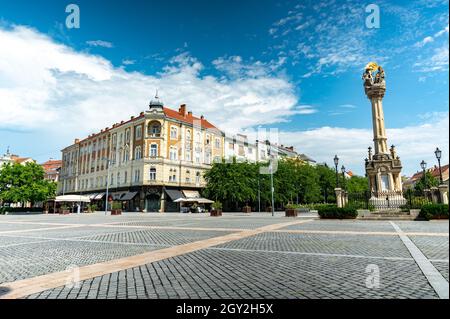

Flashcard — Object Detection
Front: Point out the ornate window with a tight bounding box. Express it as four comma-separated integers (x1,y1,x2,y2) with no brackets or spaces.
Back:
149,168,156,181
150,144,158,157
135,146,142,160
135,125,142,140
148,121,161,137
186,129,191,140
215,138,220,149
169,147,177,161
170,126,178,139
134,169,140,182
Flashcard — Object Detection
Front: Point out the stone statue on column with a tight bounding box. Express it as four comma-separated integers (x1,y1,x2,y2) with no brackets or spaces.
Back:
362,63,406,209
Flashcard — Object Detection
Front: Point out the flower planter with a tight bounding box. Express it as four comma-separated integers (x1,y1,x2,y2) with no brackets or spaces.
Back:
242,206,251,213
60,210,71,215
111,209,122,215
210,209,222,217
285,209,298,217
266,206,273,213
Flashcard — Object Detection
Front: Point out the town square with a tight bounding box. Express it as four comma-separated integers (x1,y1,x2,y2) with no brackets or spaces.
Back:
0,0,448,305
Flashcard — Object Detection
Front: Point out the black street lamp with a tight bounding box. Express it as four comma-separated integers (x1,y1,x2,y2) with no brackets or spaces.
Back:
420,160,427,188
333,155,339,188
435,147,443,184
341,165,346,191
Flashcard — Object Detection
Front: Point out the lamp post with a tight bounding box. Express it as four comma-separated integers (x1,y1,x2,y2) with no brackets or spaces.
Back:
333,155,339,188
257,174,261,213
103,157,112,215
341,165,346,191
266,142,275,217
435,147,443,184
420,160,427,189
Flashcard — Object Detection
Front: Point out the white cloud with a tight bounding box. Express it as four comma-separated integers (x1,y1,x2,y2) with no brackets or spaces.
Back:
0,25,300,139
280,112,449,176
86,40,114,48
414,44,449,72
339,104,357,109
122,59,135,65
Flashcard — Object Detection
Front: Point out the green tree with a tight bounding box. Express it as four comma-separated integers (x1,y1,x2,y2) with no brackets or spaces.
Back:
295,163,321,204
346,176,369,193
203,158,256,210
315,164,337,203
414,172,438,193
0,162,56,206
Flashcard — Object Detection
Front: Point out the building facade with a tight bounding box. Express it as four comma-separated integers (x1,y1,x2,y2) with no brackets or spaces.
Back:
59,98,224,212
41,160,62,182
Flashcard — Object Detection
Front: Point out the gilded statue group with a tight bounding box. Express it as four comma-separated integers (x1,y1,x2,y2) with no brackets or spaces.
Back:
363,62,385,95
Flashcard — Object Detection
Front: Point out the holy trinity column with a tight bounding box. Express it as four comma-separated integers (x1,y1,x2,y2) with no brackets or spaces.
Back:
362,63,405,207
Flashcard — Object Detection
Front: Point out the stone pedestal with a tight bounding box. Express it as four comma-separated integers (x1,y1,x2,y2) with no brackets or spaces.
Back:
335,188,344,208
439,185,448,204
430,187,440,204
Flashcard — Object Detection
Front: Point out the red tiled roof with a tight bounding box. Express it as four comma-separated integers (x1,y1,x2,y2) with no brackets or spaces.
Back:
72,105,219,147
163,107,218,130
41,160,62,172
408,164,449,181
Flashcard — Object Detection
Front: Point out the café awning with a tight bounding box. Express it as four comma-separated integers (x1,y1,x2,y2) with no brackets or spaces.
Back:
183,190,201,199
94,193,105,200
121,191,138,201
165,189,184,201
87,193,98,200
111,192,125,200
174,197,214,204
55,195,91,203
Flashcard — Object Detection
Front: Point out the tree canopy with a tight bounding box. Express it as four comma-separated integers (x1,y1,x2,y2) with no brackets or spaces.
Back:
203,159,343,210
414,172,439,192
0,162,56,206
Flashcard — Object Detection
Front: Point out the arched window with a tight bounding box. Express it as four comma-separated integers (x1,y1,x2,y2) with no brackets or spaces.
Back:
196,172,201,184
148,121,161,137
170,126,178,139
150,144,158,157
135,146,142,160
186,129,191,140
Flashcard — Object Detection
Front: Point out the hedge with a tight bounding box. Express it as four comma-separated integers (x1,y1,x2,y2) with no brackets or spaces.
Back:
317,204,358,219
0,207,43,214
419,204,449,220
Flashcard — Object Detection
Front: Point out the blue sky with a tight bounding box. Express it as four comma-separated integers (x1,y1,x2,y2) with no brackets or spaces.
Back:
0,0,448,175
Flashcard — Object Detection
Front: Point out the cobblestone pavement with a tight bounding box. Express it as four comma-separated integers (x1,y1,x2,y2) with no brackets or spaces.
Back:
0,212,447,299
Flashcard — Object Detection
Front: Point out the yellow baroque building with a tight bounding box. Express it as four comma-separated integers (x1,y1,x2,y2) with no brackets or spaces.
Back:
59,96,224,212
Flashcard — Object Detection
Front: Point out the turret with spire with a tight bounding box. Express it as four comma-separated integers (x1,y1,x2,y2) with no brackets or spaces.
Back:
149,89,164,111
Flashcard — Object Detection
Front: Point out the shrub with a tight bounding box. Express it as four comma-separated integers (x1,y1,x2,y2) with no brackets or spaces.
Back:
0,207,6,215
212,201,222,210
111,201,122,210
87,204,97,212
0,207,43,213
285,203,300,209
312,204,336,211
317,205,358,219
419,204,449,220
